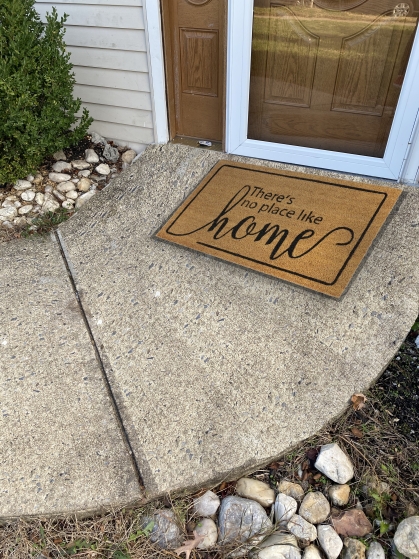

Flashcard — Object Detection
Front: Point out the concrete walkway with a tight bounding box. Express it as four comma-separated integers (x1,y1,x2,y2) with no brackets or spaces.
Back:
1,143,418,519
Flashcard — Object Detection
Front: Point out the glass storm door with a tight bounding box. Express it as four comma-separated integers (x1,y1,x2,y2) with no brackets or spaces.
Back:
226,0,419,179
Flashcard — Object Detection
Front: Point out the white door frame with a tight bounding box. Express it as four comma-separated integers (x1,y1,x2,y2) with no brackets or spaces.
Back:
225,0,419,181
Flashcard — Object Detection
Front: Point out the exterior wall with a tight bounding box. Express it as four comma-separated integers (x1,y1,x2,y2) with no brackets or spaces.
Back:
35,0,155,153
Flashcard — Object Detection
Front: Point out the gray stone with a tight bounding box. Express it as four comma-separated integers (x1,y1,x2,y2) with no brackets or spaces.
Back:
260,533,299,549
14,216,28,228
103,144,119,163
218,496,272,545
303,545,323,559
53,149,66,161
49,172,71,183
0,237,142,517
0,207,17,221
95,163,111,176
41,199,60,213
315,443,354,484
143,509,182,550
52,161,72,173
317,525,343,559
277,481,305,501
2,199,16,208
53,190,66,202
85,149,100,164
77,177,92,192
343,538,367,559
195,518,218,549
66,190,79,200
57,181,78,193
193,490,220,517
26,175,35,182
14,180,32,191
14,201,22,209
91,131,105,144
274,493,298,526
21,190,36,202
287,515,317,542
122,149,137,164
329,484,351,506
367,542,385,559
57,143,419,499
236,478,275,507
62,200,75,210
75,190,96,209
79,170,92,178
299,492,330,524
394,517,419,559
259,545,301,559
72,160,90,170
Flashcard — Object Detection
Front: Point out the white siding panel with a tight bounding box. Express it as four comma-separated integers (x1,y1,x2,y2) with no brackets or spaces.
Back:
64,27,146,51
90,121,154,144
80,103,153,128
35,0,156,150
70,47,149,72
74,85,152,111
37,0,142,5
37,4,144,30
74,66,150,91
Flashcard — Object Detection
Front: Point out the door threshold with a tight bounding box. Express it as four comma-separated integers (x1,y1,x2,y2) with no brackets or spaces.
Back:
171,136,223,152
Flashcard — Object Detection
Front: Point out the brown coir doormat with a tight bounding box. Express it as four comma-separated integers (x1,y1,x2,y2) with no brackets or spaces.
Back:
156,162,401,298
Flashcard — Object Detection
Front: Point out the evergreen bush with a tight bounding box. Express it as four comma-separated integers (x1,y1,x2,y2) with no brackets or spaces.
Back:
0,0,92,184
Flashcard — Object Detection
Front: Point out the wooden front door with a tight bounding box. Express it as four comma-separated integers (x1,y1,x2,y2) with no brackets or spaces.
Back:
161,0,226,142
248,1,418,157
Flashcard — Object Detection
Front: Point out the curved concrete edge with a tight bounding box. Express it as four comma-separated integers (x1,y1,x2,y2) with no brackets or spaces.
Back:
56,143,419,501
0,235,143,519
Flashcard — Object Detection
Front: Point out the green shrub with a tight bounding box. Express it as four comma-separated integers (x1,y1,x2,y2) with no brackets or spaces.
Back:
0,0,92,184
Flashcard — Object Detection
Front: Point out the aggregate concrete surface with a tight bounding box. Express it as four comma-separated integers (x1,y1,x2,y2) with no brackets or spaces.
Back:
0,236,142,518
55,143,419,500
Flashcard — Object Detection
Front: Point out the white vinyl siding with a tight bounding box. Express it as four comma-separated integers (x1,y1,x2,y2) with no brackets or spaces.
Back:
35,0,154,153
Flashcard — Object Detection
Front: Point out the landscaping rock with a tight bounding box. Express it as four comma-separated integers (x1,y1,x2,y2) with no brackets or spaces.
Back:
18,205,33,215
143,509,182,550
303,545,323,559
274,493,298,526
260,533,299,549
195,518,218,549
49,172,71,183
62,200,75,210
57,181,78,193
299,492,330,524
394,516,419,559
35,193,45,206
66,190,79,200
329,484,351,506
315,443,354,484
75,190,96,209
96,163,110,176
52,161,72,173
91,131,105,144
332,509,372,537
21,190,36,202
317,525,343,559
218,496,272,545
277,481,305,501
122,149,136,164
342,538,366,559
53,190,66,202
77,177,91,192
14,179,32,191
72,160,90,170
103,143,119,163
287,514,317,542
14,216,28,228
193,490,220,517
367,542,385,559
236,478,275,507
0,207,18,220
85,149,99,164
41,199,60,213
53,149,66,160
259,545,301,559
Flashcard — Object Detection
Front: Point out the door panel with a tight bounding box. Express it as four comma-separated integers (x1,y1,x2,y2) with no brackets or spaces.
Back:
248,0,418,157
161,0,226,141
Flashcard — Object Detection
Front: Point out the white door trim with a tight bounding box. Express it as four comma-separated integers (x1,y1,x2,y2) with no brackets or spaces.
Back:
142,0,169,144
226,0,419,181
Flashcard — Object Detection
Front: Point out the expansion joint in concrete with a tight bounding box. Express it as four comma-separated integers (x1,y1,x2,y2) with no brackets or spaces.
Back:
54,231,145,492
